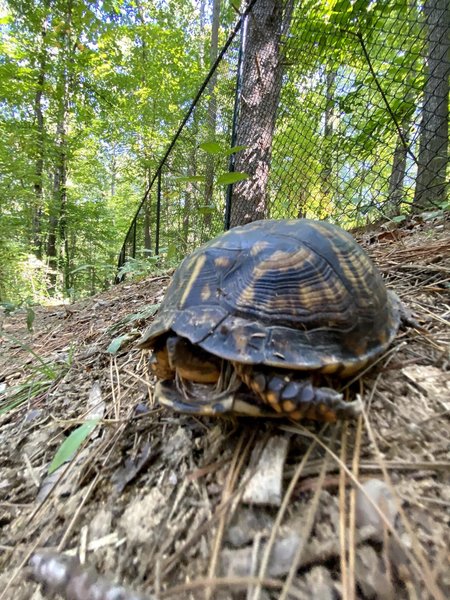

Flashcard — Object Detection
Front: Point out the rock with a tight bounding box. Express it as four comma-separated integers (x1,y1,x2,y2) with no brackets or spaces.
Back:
355,545,394,599
242,435,289,506
355,479,398,541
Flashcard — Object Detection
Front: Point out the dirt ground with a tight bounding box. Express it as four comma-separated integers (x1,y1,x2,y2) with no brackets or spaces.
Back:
0,214,449,600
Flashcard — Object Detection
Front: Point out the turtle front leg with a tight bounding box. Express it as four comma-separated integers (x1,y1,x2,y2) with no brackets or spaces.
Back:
236,365,361,422
148,335,221,383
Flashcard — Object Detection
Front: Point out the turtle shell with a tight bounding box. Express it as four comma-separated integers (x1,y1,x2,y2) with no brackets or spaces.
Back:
140,219,401,376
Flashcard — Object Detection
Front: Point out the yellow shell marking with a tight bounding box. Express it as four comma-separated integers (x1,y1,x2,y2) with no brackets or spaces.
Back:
329,238,375,298
214,256,231,268
179,254,207,307
201,283,212,301
233,330,249,354
256,249,294,268
252,245,350,315
250,240,270,256
238,284,255,305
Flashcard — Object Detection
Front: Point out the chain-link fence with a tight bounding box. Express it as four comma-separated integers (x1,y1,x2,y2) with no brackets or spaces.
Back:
117,0,449,276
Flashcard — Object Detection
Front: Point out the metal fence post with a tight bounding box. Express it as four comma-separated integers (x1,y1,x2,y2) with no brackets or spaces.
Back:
155,169,162,256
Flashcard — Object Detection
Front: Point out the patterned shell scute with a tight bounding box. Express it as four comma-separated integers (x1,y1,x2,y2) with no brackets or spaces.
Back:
140,219,401,372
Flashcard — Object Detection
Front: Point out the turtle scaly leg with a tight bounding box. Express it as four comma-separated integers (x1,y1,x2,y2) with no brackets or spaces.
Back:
235,365,362,422
165,335,221,383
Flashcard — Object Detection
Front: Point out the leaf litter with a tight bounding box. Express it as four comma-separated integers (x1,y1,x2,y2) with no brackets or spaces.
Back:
0,215,449,600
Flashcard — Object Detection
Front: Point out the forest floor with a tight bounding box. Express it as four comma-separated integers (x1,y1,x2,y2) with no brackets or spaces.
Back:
0,213,449,600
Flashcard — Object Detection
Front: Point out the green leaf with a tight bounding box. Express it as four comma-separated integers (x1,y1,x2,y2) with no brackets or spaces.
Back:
199,141,223,154
107,334,129,354
48,419,100,474
422,209,445,221
216,172,249,185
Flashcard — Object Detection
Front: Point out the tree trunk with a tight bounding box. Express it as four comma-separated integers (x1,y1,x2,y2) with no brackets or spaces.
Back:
110,148,117,198
46,214,58,291
387,117,411,216
47,0,73,294
51,102,69,293
414,0,449,209
33,16,48,260
229,0,287,227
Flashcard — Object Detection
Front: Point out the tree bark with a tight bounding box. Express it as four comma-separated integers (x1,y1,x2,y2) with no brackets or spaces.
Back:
414,0,449,209
229,0,287,227
47,0,73,293
32,16,48,260
387,117,411,216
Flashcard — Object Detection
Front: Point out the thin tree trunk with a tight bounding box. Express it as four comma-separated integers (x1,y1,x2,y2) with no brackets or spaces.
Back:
387,116,411,216
136,2,157,257
203,0,221,236
47,0,72,294
33,16,48,259
230,0,288,227
320,69,336,203
51,108,69,292
414,0,449,209
183,111,201,253
110,148,117,198
46,214,57,291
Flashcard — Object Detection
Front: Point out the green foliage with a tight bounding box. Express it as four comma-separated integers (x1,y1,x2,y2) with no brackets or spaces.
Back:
0,377,54,415
0,247,52,304
216,172,249,185
107,302,159,335
48,418,101,474
116,256,159,279
107,334,133,354
0,0,208,302
267,0,427,227
0,333,73,414
171,141,249,198
199,141,246,156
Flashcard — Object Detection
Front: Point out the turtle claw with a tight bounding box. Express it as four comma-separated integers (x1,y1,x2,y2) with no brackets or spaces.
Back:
240,368,362,421
329,393,363,419
282,384,362,422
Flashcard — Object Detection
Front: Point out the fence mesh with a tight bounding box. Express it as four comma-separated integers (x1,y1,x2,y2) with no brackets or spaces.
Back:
117,0,449,274
117,26,242,275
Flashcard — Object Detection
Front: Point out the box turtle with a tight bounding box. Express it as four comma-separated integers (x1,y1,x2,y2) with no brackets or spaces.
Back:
139,219,404,422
